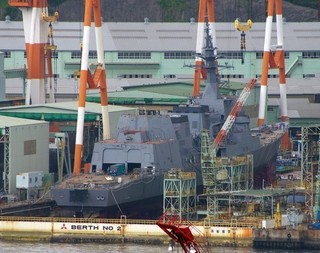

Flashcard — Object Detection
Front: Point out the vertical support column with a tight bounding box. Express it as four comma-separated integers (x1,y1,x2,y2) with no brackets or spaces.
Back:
93,0,110,140
22,0,48,105
315,128,320,221
301,127,313,220
275,0,288,123
193,0,206,97
258,0,288,127
73,0,110,176
257,0,274,127
73,0,93,176
3,127,10,194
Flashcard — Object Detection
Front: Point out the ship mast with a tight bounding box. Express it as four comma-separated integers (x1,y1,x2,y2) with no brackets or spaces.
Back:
73,0,110,176
258,0,288,127
193,0,217,97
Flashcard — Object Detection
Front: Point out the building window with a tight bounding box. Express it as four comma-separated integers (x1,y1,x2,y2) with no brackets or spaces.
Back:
220,74,244,78
284,52,290,59
255,74,278,78
71,51,81,59
256,51,289,59
71,50,98,59
256,52,263,59
88,51,97,59
117,74,152,78
51,51,58,59
24,140,36,155
164,74,176,78
164,51,194,59
302,51,320,58
3,51,11,58
303,74,315,78
118,51,151,59
219,51,243,59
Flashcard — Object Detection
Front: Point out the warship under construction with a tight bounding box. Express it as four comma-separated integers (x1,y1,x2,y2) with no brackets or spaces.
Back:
50,1,288,218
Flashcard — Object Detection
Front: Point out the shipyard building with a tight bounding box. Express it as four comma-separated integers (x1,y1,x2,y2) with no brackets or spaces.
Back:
0,21,320,201
0,20,320,96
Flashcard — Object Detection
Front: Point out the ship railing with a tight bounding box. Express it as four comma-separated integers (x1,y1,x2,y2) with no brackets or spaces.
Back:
0,216,159,225
202,218,259,228
0,216,261,229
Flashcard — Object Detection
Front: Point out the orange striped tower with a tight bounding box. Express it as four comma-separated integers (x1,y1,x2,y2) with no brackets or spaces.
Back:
258,0,288,127
8,0,48,105
73,0,110,176
193,0,216,97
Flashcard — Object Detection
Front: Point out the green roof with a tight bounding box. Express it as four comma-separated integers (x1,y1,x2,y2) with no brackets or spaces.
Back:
0,101,135,122
87,90,188,105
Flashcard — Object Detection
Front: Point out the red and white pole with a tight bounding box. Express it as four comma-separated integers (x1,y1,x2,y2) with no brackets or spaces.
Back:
258,0,288,127
21,0,48,105
93,0,110,141
257,0,274,127
73,0,92,176
193,0,206,97
73,0,110,176
276,0,288,122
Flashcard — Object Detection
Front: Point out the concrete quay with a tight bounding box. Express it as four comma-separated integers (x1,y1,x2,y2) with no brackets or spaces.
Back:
253,225,320,250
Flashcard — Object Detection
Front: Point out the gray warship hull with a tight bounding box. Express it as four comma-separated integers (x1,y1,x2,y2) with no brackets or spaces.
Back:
51,114,201,218
51,122,283,217
51,172,165,218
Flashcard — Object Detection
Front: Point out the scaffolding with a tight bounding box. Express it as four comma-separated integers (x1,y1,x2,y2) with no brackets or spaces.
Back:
163,168,197,221
201,130,254,217
300,126,320,220
0,127,10,194
53,132,72,181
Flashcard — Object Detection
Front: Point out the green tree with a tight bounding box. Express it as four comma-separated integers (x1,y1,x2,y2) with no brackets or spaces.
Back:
285,0,318,9
1,0,67,21
158,0,191,22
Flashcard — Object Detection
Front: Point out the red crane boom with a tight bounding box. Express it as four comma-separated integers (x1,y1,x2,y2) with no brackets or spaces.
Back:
212,78,256,153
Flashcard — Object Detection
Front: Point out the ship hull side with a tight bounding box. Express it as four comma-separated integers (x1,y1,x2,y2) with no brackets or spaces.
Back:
51,174,164,215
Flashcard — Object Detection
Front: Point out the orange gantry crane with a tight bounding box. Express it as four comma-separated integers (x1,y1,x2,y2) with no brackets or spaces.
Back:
257,0,288,127
8,0,58,104
258,0,290,150
73,0,110,176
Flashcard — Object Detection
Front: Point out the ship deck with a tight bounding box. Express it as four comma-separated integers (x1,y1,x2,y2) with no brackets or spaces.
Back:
54,170,156,190
252,124,286,146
